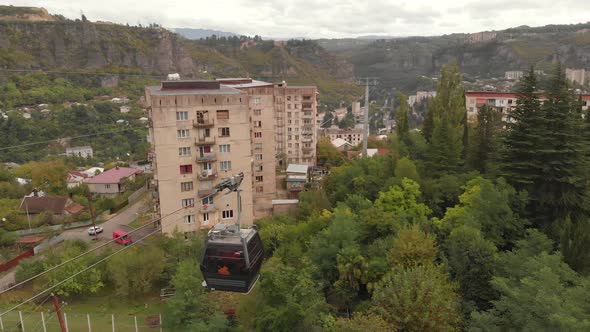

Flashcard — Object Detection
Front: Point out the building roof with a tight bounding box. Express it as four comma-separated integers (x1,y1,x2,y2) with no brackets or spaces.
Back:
68,171,89,179
16,235,45,244
20,196,69,214
85,167,141,184
64,203,85,214
331,138,352,148
82,167,104,176
218,78,273,89
147,81,244,96
287,175,307,182
286,164,309,174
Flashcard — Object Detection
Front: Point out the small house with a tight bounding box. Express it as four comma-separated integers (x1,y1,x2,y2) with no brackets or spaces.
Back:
286,164,309,198
20,192,84,216
120,106,131,113
66,171,89,189
66,146,93,158
331,138,353,151
85,166,142,196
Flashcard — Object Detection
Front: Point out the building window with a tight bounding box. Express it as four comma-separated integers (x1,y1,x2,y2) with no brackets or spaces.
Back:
219,127,230,137
179,164,193,174
222,210,234,219
287,96,291,101
288,143,292,148
180,181,193,192
203,213,210,225
288,135,292,140
255,176,263,182
256,186,263,193
255,154,262,160
182,198,195,207
254,109,262,115
179,147,191,156
184,215,195,224
219,144,231,153
105,184,111,189
254,164,263,172
253,143,262,150
254,132,262,138
220,161,232,171
202,196,213,205
252,97,261,104
288,120,292,124
177,129,190,138
216,110,229,120
287,104,291,109
287,112,292,118
288,128,292,132
254,121,262,127
176,111,188,121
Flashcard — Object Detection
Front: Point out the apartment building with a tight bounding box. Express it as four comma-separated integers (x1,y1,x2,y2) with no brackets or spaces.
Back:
146,80,254,234
566,68,586,86
465,91,590,122
274,82,318,167
146,79,319,233
320,127,364,146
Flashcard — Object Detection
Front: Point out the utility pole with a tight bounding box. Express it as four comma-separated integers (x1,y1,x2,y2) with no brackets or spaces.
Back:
357,77,378,158
86,188,98,240
52,293,67,332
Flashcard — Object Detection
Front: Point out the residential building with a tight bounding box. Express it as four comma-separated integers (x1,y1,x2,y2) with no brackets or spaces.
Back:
321,127,364,146
286,164,309,199
146,79,319,234
566,68,586,85
331,138,353,151
408,91,437,107
85,166,142,196
65,146,93,158
505,71,524,80
465,91,590,121
274,81,318,167
145,80,254,234
66,171,89,189
20,191,84,216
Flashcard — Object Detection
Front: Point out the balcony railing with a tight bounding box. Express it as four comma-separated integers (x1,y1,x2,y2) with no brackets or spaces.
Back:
193,119,215,128
302,136,313,143
195,136,216,146
198,170,218,180
198,188,216,198
200,204,217,213
196,153,217,163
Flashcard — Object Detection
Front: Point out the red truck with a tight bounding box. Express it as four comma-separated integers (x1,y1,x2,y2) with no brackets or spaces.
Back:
113,230,133,245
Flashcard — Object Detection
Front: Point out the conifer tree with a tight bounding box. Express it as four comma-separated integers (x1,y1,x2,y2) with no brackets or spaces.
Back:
469,104,503,173
395,92,410,139
424,63,467,174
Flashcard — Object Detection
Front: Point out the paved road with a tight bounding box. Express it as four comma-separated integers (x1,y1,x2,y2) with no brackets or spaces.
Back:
0,196,150,291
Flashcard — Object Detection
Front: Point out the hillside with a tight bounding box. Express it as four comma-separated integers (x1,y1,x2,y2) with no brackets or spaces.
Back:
0,7,360,108
174,27,237,40
318,23,590,92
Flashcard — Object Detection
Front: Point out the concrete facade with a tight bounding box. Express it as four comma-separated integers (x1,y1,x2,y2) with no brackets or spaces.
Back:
146,80,254,234
321,127,364,146
566,68,586,85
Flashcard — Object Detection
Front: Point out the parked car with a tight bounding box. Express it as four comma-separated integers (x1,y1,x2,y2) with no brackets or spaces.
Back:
113,230,132,245
88,226,103,236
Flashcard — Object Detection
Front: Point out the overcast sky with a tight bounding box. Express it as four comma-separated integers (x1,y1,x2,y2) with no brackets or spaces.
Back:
6,0,590,38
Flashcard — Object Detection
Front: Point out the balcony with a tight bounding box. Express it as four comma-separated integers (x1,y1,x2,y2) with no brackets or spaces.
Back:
302,136,313,143
194,136,216,146
302,146,314,152
198,169,218,180
196,153,217,163
198,188,216,198
200,204,217,213
193,119,214,128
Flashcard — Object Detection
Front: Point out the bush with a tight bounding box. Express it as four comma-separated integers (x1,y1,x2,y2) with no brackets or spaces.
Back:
96,198,116,212
15,258,45,283
35,211,54,227
77,211,91,221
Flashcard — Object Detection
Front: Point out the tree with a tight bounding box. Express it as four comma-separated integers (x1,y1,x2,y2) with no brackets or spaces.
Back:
164,261,228,331
372,264,462,331
29,161,67,193
335,312,395,332
393,157,420,184
317,137,344,167
560,218,590,275
445,226,497,313
107,246,166,297
424,63,467,174
395,92,410,139
470,230,590,331
468,104,502,174
387,225,437,268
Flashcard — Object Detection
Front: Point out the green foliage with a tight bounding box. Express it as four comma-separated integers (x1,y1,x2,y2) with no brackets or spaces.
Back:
387,225,437,268
317,137,344,167
43,240,104,297
468,104,502,174
297,190,331,219
334,312,395,332
560,218,590,275
372,264,462,331
393,157,420,184
107,246,166,297
470,230,590,331
15,257,45,282
395,92,410,138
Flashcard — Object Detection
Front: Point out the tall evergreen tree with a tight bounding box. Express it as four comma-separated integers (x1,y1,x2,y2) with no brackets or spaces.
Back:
469,104,503,174
424,63,467,174
395,92,410,139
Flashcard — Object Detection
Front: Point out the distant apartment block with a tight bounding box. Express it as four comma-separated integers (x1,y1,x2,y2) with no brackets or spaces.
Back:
566,68,586,85
505,71,524,80
467,31,497,44
146,79,318,235
65,146,93,158
321,127,364,146
465,91,590,122
408,91,436,107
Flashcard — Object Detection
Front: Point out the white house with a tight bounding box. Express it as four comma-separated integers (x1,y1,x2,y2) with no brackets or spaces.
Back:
65,146,93,158
120,106,131,113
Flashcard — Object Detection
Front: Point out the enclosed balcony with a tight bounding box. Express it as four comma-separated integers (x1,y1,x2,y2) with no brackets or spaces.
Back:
195,136,216,146
198,188,216,198
196,153,217,163
198,169,218,180
200,204,217,213
193,119,215,128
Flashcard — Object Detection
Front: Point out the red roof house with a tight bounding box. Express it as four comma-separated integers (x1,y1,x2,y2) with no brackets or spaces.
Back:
85,166,142,196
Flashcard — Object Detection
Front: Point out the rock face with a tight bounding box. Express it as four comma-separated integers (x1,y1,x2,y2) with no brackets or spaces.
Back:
0,20,225,76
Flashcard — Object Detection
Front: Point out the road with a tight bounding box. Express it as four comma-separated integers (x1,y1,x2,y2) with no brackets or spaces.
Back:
0,196,150,291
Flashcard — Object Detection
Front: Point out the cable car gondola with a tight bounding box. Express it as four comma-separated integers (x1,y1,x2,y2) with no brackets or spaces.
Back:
200,223,263,293
199,172,264,293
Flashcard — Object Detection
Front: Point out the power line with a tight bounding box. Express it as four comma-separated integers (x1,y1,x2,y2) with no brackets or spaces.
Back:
0,127,144,151
0,206,186,295
0,227,162,318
